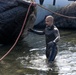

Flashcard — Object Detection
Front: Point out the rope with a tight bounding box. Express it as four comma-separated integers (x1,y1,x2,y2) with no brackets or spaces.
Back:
0,3,33,61
37,4,76,19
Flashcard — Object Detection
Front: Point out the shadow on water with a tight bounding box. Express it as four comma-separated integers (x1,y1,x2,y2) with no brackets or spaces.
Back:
0,30,76,75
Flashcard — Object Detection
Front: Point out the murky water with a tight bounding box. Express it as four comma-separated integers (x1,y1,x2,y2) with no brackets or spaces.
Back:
0,29,76,75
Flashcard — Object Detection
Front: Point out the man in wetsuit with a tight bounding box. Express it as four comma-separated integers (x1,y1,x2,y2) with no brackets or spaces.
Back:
45,15,60,62
29,15,60,62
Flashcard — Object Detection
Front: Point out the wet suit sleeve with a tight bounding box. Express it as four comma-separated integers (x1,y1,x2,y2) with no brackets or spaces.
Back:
53,29,60,43
28,29,45,35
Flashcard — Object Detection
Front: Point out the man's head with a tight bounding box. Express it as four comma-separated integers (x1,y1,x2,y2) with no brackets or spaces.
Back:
45,15,54,26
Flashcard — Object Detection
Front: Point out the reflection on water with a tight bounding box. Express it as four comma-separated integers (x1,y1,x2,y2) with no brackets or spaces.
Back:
0,30,76,75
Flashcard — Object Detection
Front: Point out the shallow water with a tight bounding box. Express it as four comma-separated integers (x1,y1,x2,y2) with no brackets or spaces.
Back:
0,29,76,75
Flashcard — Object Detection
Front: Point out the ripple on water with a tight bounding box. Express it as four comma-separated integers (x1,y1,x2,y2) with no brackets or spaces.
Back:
16,47,54,71
56,48,76,75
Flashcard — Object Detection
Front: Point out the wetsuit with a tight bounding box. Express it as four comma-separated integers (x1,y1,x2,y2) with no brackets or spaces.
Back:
45,25,60,61
29,25,60,62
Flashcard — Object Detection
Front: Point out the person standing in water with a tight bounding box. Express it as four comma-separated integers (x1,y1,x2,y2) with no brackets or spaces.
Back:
29,15,60,62
44,15,60,62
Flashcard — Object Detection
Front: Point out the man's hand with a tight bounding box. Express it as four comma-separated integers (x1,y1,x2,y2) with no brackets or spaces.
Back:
48,41,56,48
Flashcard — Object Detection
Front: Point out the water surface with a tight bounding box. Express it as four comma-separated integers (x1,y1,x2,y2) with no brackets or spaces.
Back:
0,29,76,75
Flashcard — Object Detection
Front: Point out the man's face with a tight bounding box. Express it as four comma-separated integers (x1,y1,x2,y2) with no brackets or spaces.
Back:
45,18,53,26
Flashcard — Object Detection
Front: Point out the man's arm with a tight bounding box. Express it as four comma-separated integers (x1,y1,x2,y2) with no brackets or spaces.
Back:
28,29,45,35
53,28,60,43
